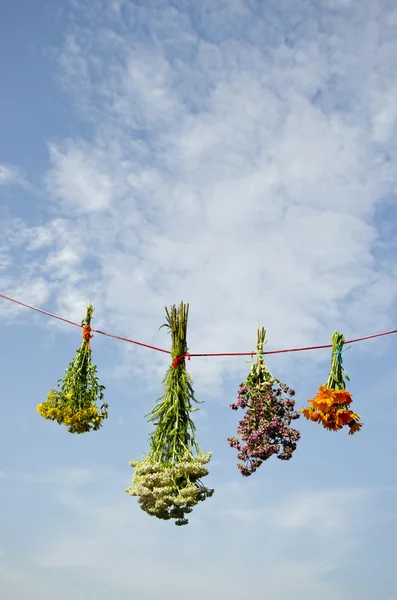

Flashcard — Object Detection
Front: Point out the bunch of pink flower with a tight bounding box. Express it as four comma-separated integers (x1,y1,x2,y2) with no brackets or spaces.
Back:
227,381,300,476
227,327,300,476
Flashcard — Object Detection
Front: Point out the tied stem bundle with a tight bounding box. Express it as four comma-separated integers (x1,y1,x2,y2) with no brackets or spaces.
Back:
301,332,362,434
227,326,301,477
126,302,213,526
37,304,108,434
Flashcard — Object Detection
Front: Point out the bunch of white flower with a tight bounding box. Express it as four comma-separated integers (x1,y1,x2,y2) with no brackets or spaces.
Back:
126,452,213,526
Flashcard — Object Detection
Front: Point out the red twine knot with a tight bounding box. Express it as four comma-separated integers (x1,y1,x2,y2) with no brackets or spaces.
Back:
82,324,93,348
172,354,191,367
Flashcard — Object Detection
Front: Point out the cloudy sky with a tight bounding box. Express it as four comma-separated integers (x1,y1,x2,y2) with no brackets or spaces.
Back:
1,0,397,598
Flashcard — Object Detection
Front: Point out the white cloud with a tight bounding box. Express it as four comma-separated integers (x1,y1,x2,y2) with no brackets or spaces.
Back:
0,164,20,185
24,469,387,600
2,460,396,599
1,0,397,396
45,144,114,211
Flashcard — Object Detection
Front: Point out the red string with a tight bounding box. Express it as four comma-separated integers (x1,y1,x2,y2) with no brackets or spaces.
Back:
172,354,191,367
1,292,397,358
0,292,170,354
82,324,93,348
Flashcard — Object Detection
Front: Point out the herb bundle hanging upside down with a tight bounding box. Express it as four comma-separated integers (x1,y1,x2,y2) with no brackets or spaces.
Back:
126,302,213,526
227,326,301,476
301,331,362,434
37,304,108,434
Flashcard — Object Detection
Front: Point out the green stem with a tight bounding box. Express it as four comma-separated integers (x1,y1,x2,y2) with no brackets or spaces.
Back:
325,331,348,390
148,302,199,465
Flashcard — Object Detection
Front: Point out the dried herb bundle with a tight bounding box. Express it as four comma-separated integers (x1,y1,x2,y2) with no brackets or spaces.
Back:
227,326,301,476
37,304,108,434
301,331,362,434
126,302,213,526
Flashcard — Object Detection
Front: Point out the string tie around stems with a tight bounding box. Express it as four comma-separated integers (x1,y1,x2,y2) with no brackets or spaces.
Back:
332,344,351,366
82,324,93,348
172,354,191,367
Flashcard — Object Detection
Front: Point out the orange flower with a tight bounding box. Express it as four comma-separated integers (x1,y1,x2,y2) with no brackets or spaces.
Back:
308,386,333,412
348,420,363,435
335,409,355,426
301,406,323,422
311,411,323,423
321,413,342,431
311,398,330,412
307,386,353,412
331,390,353,406
301,385,362,434
317,385,334,400
348,412,361,421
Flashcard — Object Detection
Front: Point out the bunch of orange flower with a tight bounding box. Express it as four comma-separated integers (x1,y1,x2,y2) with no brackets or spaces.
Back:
301,332,362,435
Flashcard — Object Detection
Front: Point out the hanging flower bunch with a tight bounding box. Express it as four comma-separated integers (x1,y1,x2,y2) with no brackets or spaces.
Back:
126,302,213,526
301,332,362,434
227,326,301,477
36,304,108,434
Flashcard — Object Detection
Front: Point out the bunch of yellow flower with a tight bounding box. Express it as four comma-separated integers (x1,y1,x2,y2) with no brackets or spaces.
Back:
37,304,108,434
301,332,362,435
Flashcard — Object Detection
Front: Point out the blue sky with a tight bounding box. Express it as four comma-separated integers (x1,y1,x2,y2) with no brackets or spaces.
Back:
1,0,397,598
